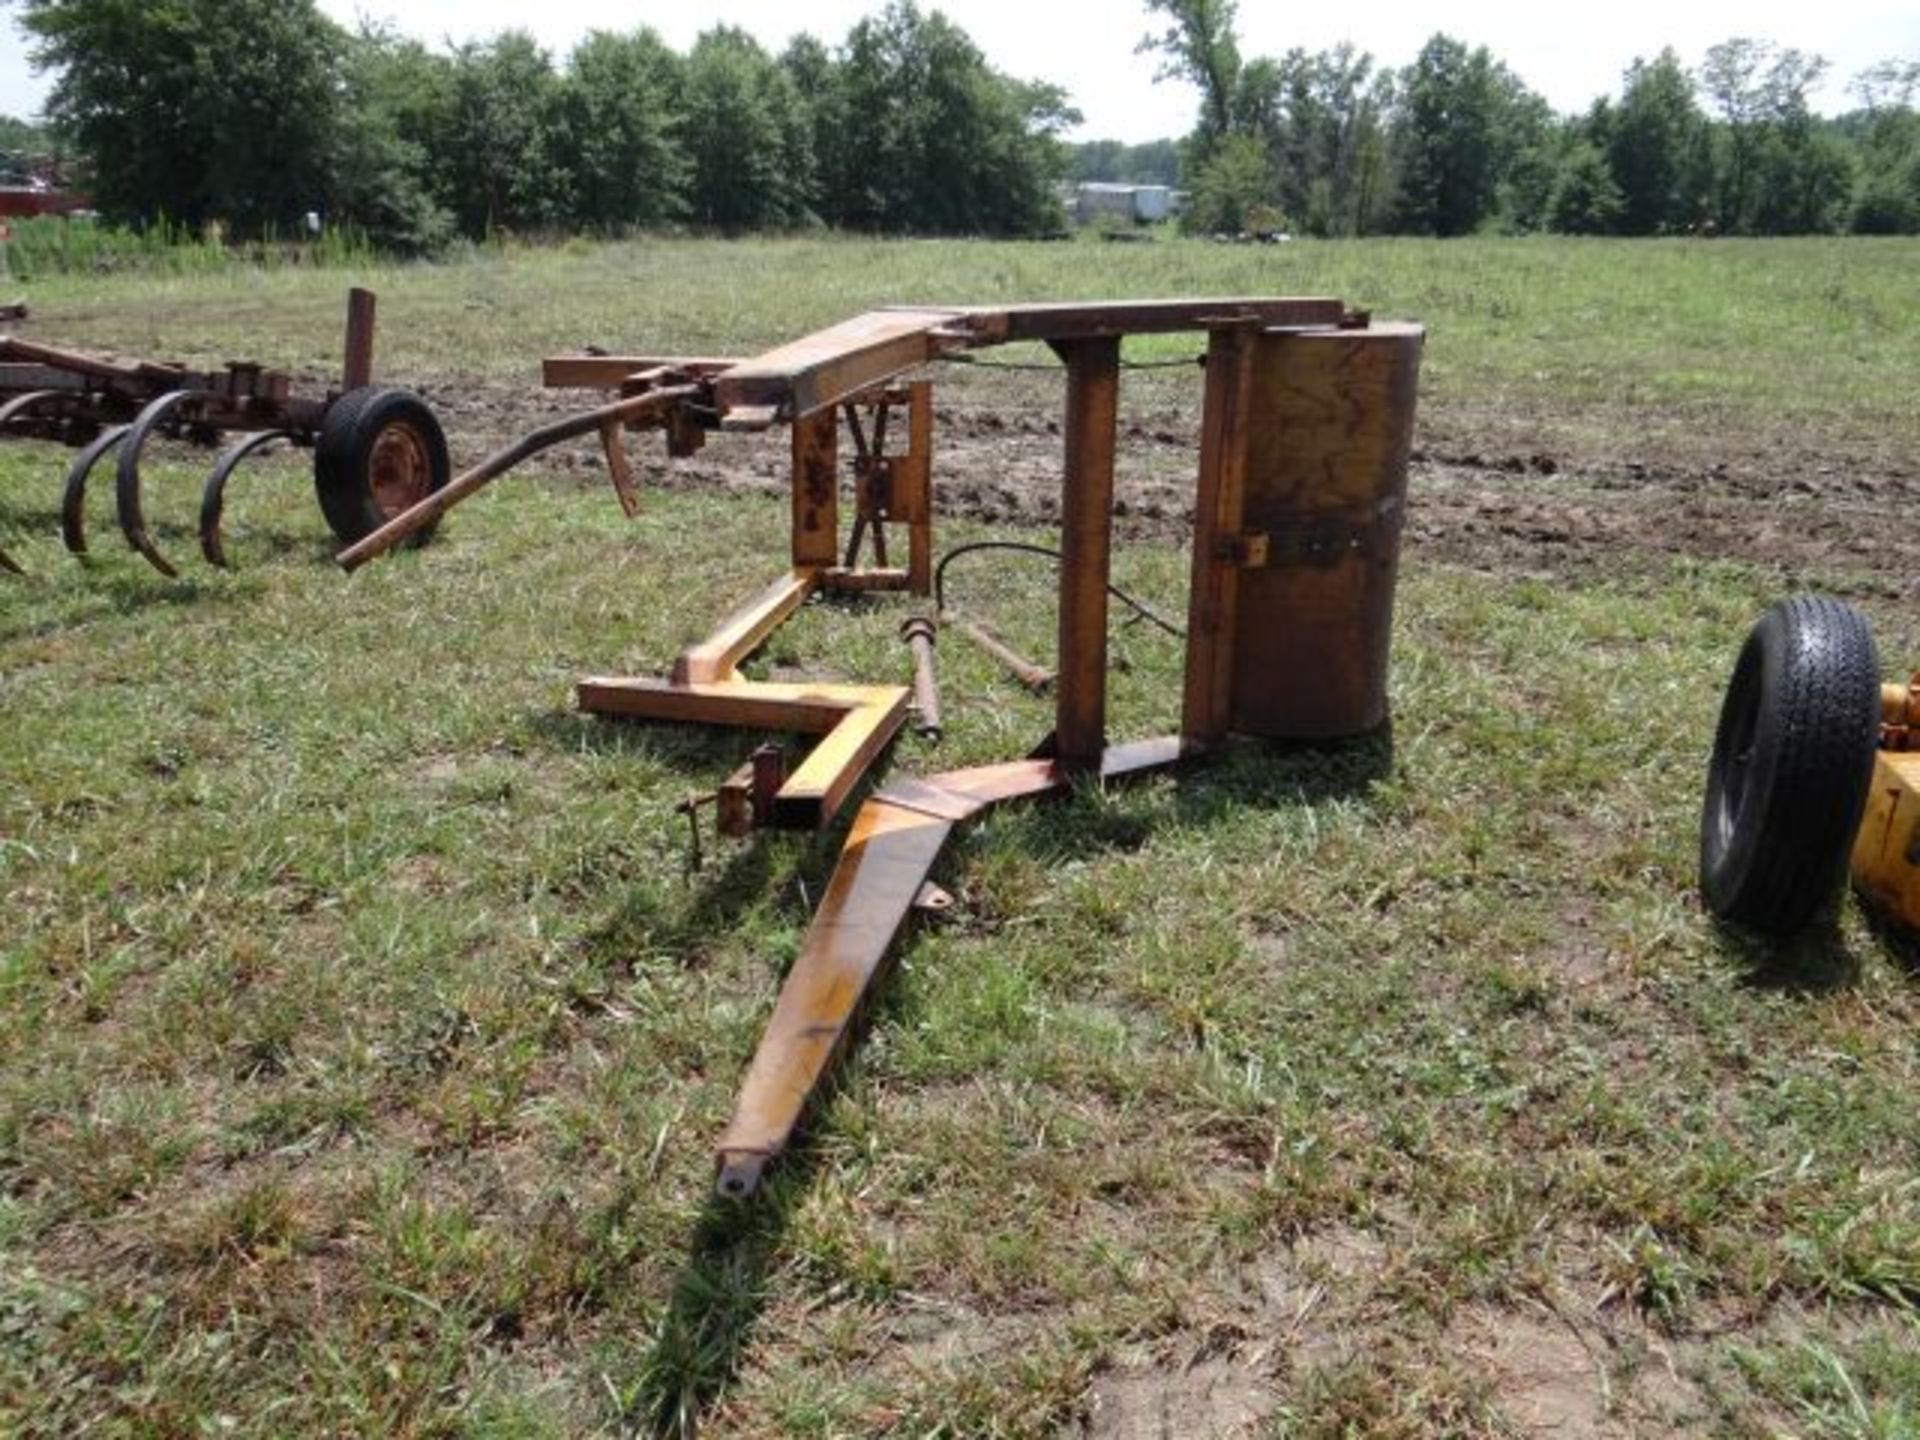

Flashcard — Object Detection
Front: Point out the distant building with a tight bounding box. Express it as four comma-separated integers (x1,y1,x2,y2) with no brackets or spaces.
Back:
1071,183,1178,227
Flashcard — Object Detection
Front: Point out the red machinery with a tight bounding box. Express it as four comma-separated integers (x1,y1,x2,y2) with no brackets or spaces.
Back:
0,288,446,576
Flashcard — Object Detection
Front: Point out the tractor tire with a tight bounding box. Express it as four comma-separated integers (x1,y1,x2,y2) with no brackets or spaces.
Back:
1699,594,1880,935
313,386,449,548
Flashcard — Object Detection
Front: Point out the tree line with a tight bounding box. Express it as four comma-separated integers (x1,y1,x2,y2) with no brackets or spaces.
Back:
1135,0,1920,236
10,0,1075,249
8,0,1919,246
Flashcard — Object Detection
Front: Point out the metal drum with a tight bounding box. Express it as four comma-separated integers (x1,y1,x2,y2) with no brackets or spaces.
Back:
1228,321,1424,739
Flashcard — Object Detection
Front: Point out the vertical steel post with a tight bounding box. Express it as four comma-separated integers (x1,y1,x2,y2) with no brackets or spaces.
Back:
1180,323,1259,746
342,287,377,392
1051,336,1121,771
900,616,942,740
791,407,839,568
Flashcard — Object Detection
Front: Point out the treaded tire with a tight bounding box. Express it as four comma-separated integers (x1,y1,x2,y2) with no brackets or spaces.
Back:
1700,595,1880,935
313,386,449,548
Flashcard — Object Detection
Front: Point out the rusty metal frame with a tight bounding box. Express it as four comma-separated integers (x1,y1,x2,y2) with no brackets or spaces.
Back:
10,292,1420,1193
460,295,1417,1199
578,674,909,831
714,735,1184,1196
8,292,1422,1196
412,295,1405,1200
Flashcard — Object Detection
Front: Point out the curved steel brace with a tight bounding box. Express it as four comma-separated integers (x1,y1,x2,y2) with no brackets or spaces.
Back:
0,388,61,432
61,423,133,557
116,389,206,577
0,392,62,575
199,430,291,568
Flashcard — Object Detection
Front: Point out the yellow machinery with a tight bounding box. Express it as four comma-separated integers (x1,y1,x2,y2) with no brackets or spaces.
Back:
1852,679,1920,930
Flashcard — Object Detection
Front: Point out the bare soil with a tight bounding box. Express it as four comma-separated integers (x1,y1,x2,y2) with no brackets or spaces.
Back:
411,374,1919,599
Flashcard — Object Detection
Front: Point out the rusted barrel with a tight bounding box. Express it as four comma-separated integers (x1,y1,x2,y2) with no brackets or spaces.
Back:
1228,322,1423,739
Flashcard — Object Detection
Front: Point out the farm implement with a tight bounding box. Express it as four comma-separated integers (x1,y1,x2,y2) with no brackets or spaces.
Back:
12,287,1424,1197
342,295,1424,1197
0,288,446,576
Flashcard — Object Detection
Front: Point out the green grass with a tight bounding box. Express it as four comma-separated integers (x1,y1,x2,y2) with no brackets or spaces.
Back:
10,231,1919,456
2,214,379,281
4,235,1920,1436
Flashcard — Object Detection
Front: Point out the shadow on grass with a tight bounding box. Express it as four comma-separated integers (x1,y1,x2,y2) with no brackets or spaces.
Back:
1858,898,1920,980
0,498,66,530
528,707,794,781
532,698,905,927
0,564,253,642
578,816,856,974
1178,722,1397,822
953,725,1397,867
630,877,937,1437
1713,912,1864,993
629,1135,827,1439
629,903,923,1437
204,529,339,567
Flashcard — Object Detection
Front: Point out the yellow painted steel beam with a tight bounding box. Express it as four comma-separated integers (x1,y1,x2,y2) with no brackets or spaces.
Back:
715,796,955,1197
713,735,1187,1197
541,354,743,390
671,569,819,684
1852,748,1920,931
576,676,909,831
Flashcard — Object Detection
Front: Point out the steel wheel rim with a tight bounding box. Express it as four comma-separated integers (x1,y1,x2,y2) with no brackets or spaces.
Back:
369,421,432,520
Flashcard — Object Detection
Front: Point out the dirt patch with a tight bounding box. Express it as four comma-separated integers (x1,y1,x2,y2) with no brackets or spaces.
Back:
1405,458,1912,596
1081,1348,1274,1440
885,1301,1030,1373
388,854,453,897
1069,1235,1383,1438
1293,1223,1390,1283
1244,1250,1345,1373
1454,1299,1717,1438
1551,898,1616,994
419,754,462,784
418,377,1920,592
1460,1304,1616,1437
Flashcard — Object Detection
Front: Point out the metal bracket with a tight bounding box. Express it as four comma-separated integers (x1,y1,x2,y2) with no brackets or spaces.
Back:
1215,532,1272,567
912,881,956,915
718,744,788,838
1216,495,1405,568
675,790,718,871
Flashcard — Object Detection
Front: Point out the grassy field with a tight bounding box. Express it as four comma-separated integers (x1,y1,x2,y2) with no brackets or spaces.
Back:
10,231,1920,457
4,235,1920,1436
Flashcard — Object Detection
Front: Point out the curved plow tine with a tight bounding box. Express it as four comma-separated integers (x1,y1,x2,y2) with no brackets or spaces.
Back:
0,388,61,432
199,430,291,569
0,392,62,576
61,423,133,558
116,389,205,578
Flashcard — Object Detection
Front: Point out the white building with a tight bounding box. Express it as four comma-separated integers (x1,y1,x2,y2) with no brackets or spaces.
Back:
1072,183,1176,226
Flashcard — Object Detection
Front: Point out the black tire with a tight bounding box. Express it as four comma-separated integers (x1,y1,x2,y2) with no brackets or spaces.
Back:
313,386,449,548
1700,595,1880,935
